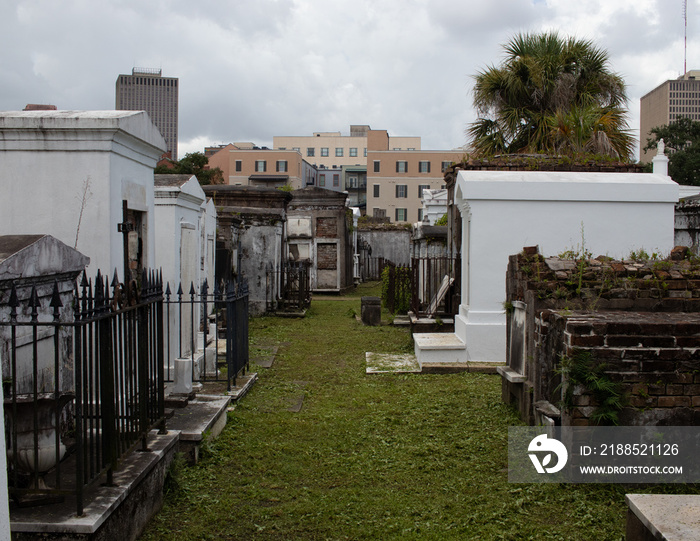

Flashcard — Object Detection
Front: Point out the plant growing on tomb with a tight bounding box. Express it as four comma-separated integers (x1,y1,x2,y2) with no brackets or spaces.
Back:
556,350,625,425
434,213,448,226
74,175,93,249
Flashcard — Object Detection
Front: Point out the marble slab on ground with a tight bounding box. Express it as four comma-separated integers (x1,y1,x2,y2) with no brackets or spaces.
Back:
627,494,700,541
252,345,279,368
366,352,421,374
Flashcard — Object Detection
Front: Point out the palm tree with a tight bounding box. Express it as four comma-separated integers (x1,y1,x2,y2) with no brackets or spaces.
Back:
467,32,634,160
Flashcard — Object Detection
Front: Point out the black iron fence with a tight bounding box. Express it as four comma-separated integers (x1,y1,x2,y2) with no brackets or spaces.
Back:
0,270,250,516
0,270,164,516
266,261,311,312
361,256,391,281
163,279,250,390
379,256,461,317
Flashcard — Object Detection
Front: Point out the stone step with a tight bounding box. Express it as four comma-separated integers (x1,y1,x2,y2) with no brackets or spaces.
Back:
413,332,467,366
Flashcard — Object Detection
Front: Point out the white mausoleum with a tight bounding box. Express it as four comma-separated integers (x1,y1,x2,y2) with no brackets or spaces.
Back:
415,149,679,365
0,110,166,279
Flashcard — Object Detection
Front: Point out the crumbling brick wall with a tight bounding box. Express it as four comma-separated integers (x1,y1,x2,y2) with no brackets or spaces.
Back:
536,310,700,426
504,246,700,426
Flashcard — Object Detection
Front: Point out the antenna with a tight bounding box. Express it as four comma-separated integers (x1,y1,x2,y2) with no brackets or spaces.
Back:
684,0,688,75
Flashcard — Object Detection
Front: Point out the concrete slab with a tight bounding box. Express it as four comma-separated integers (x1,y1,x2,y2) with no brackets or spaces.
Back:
228,373,258,401
252,345,278,368
366,352,421,374
10,430,179,540
168,394,230,443
168,394,231,464
392,315,411,326
286,396,305,413
626,494,700,541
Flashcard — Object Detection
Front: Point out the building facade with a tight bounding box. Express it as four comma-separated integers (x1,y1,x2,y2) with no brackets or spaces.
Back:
367,150,464,223
640,70,700,163
116,68,179,160
207,146,316,189
273,125,421,169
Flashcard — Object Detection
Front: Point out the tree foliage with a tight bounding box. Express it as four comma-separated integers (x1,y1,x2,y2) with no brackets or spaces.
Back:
643,117,700,185
467,32,634,160
155,152,224,185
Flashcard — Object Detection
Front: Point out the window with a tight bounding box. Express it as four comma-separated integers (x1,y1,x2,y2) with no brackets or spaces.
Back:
235,160,242,172
335,148,344,157
255,160,266,172
373,160,380,173
373,184,380,198
419,161,431,173
319,174,326,186
333,174,340,187
363,148,367,157
374,208,386,218
349,147,358,157
276,160,288,172
418,184,430,198
395,208,407,222
418,208,424,222
441,161,452,172
307,148,315,157
396,161,408,173
321,147,329,157
396,184,407,198
348,175,358,188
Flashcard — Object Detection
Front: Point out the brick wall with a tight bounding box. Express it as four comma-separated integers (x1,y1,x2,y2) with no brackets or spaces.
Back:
316,217,338,238
536,310,700,426
317,243,337,270
504,246,700,426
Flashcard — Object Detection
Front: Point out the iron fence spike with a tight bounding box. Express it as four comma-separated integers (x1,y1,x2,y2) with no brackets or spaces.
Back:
8,283,19,310
50,280,63,310
111,269,120,288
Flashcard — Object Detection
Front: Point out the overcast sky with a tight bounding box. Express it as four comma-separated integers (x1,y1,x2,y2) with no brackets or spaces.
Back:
1,0,698,160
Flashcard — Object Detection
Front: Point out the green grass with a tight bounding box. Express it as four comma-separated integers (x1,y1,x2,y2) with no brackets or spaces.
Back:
141,284,699,541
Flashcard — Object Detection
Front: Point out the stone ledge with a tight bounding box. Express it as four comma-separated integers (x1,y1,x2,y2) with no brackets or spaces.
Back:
626,494,700,541
497,365,527,383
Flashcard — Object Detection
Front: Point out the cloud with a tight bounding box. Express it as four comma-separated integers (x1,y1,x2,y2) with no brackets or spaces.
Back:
1,0,698,160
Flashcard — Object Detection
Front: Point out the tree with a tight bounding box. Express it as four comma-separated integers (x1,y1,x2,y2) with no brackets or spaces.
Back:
155,151,224,185
644,117,700,185
467,32,634,160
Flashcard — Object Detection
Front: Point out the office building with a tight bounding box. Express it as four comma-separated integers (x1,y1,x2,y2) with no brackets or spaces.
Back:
207,145,316,189
640,70,700,163
273,125,421,169
116,68,179,160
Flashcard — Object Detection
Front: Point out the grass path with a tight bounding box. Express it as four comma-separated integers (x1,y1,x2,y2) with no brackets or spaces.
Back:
141,283,695,540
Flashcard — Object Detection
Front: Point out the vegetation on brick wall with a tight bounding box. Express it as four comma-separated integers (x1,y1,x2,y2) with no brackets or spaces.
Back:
557,350,625,425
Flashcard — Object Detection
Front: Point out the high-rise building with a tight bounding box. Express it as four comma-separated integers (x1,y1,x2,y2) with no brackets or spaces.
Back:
639,70,700,163
116,68,179,160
